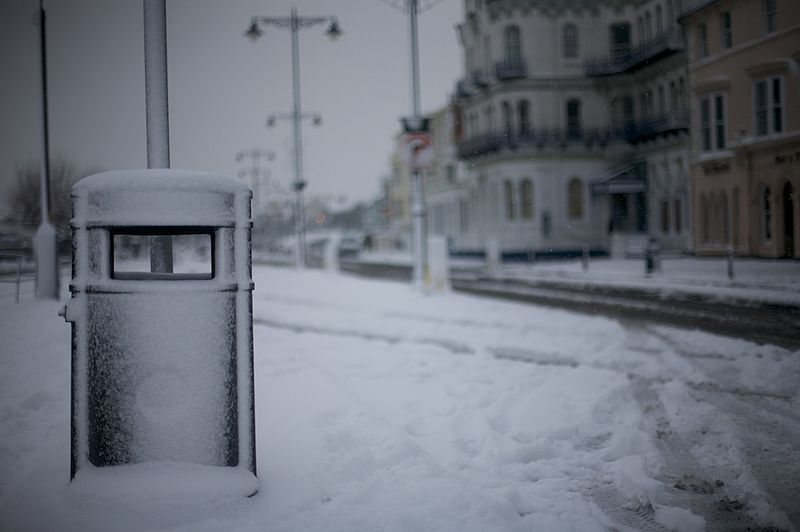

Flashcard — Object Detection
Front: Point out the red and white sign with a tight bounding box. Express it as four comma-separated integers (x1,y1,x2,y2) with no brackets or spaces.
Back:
401,133,434,169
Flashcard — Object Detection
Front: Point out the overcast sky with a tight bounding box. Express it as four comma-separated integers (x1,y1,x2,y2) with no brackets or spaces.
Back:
0,0,463,212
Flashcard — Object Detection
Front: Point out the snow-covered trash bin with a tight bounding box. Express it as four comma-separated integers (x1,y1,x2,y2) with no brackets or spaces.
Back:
61,169,257,496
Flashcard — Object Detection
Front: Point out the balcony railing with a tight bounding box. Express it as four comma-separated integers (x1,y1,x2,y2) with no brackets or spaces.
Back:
457,128,618,160
470,69,491,88
585,28,684,76
495,60,527,80
622,110,689,142
457,112,689,159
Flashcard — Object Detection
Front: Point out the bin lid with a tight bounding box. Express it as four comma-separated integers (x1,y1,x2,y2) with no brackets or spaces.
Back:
72,169,251,228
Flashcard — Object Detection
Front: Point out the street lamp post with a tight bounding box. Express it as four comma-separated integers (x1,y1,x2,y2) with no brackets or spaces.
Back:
245,8,341,269
33,0,59,299
385,0,435,290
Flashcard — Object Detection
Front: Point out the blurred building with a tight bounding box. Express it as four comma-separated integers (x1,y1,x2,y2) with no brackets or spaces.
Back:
682,0,799,258
452,0,691,258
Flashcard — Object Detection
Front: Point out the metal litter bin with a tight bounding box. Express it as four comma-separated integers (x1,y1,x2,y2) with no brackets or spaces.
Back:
62,169,256,492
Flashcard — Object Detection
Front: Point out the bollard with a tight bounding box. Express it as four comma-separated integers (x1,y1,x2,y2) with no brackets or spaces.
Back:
485,238,500,277
427,235,450,293
727,244,735,280
644,237,659,277
61,169,257,495
581,245,589,272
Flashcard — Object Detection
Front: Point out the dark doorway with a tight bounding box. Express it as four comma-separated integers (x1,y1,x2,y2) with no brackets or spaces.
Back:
784,182,795,257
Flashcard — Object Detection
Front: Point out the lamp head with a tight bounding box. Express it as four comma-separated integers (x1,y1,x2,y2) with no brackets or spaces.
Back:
326,19,342,40
312,114,322,126
244,20,263,41
266,116,276,128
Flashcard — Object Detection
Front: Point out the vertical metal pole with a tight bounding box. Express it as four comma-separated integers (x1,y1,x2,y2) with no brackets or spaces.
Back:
34,0,59,300
290,7,306,269
143,0,173,273
408,0,427,289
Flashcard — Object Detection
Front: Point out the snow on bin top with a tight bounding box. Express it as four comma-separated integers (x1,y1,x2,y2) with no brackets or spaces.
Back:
72,169,252,228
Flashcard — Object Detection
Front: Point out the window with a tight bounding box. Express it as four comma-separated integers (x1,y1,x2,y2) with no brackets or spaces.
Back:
720,12,732,49
566,99,582,139
720,191,730,243
762,186,772,241
645,12,653,39
656,5,664,34
667,0,675,27
459,199,469,233
610,23,631,55
520,179,533,219
567,178,584,219
732,188,740,245
502,101,513,137
518,100,531,136
700,93,726,151
674,198,682,233
670,81,678,112
486,105,495,132
754,77,784,136
698,23,709,59
658,85,666,114
764,0,776,33
563,24,579,58
483,35,492,71
504,180,515,220
504,25,521,64
446,165,456,183
661,200,670,233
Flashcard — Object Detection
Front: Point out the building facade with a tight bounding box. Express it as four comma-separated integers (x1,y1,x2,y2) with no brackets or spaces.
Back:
682,0,800,257
449,0,692,258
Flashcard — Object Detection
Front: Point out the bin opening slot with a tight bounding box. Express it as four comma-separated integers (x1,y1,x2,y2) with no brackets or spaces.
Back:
111,230,214,280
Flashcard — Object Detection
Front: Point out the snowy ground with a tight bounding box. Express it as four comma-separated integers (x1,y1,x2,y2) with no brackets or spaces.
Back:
1,266,798,531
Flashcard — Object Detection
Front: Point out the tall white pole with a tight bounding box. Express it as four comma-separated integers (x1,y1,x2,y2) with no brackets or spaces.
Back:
34,0,59,299
290,7,306,269
143,0,173,272
408,0,427,290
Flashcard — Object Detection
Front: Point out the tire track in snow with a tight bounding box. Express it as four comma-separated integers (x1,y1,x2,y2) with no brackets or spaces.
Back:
254,317,476,355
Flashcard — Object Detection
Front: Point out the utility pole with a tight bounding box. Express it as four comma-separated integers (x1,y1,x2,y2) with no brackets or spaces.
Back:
236,149,275,216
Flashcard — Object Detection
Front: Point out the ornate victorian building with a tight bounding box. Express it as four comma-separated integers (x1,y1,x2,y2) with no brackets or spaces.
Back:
441,0,691,258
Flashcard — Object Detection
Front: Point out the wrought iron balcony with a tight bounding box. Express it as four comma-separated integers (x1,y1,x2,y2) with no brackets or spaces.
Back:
495,60,527,81
471,69,491,88
619,110,689,143
457,128,620,160
585,29,684,77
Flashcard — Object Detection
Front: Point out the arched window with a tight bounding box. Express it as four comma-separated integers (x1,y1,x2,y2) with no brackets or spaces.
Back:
567,178,584,219
701,193,710,243
520,179,533,219
566,99,582,139
504,180,515,220
762,186,772,241
563,23,579,58
656,5,664,34
502,101,513,137
669,81,678,112
518,100,531,136
504,25,521,64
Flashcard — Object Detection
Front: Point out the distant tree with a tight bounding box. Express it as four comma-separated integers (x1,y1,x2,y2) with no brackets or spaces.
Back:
4,157,91,232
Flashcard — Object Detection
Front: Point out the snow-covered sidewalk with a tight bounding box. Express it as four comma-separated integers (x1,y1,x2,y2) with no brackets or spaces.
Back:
0,266,798,531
